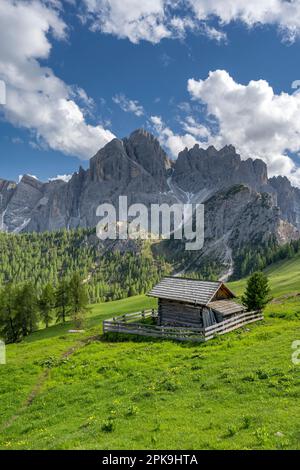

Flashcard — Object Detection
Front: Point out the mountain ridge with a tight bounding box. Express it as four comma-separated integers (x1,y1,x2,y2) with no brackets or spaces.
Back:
1,128,300,278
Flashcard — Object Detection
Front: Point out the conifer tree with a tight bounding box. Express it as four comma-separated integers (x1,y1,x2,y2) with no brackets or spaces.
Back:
39,284,55,328
0,283,20,343
242,272,271,312
15,283,38,336
55,278,70,324
68,273,88,329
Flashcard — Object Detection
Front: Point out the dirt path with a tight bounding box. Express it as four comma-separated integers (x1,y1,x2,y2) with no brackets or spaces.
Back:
0,335,101,432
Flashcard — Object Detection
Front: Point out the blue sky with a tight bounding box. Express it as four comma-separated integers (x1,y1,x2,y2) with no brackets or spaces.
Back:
1,0,300,185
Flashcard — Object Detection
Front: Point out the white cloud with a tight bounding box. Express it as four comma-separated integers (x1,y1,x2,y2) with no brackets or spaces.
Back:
83,0,171,44
0,0,115,160
188,70,300,186
49,174,73,183
82,0,300,44
181,116,211,140
198,23,227,43
113,93,144,117
188,0,300,43
150,115,200,157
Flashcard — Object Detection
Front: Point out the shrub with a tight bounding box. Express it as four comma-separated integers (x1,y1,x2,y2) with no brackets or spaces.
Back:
101,419,115,433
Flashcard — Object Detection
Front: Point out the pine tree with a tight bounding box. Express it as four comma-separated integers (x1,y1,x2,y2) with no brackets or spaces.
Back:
0,283,20,343
68,273,88,329
242,272,271,312
39,284,55,328
55,278,70,324
15,283,38,336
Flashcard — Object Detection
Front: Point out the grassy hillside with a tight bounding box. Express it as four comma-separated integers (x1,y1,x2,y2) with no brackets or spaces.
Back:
229,252,300,297
0,257,299,450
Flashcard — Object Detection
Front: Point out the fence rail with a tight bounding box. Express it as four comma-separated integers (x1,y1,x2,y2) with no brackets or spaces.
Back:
103,309,263,342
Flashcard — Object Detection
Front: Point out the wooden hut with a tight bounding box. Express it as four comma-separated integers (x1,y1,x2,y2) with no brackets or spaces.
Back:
148,277,245,328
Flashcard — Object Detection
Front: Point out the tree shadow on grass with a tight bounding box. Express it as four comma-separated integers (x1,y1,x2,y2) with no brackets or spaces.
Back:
23,322,75,343
101,331,206,348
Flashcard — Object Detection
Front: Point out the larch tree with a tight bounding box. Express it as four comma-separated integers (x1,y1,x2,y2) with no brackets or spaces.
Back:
39,284,55,328
68,272,89,329
55,278,70,324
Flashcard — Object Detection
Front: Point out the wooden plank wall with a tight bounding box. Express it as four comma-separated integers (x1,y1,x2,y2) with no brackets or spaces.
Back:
159,299,203,327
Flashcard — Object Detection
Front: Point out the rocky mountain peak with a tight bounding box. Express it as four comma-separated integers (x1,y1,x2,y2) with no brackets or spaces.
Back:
270,175,293,190
124,128,171,171
221,144,236,153
269,175,300,228
19,174,44,190
206,145,219,157
173,143,269,193
89,138,127,182
128,128,156,141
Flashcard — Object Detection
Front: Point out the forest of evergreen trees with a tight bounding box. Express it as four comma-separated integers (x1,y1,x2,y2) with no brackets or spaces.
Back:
233,237,300,279
0,272,89,343
0,228,170,303
0,228,170,343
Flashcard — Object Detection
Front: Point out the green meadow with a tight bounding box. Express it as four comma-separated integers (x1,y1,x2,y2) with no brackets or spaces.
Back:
0,256,299,450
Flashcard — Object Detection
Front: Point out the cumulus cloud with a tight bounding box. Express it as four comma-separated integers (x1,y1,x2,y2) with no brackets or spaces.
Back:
82,0,171,44
82,0,300,44
188,0,300,43
113,93,144,117
0,0,115,160
181,116,211,140
150,115,200,157
188,70,300,186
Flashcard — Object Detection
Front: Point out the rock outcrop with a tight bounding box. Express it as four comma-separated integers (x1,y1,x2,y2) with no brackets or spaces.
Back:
173,144,271,194
269,175,300,228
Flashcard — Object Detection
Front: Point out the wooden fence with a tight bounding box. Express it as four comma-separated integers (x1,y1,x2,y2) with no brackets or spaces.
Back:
103,309,263,342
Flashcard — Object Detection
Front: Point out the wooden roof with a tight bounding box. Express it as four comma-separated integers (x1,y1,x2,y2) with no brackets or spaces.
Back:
148,277,236,306
208,300,245,317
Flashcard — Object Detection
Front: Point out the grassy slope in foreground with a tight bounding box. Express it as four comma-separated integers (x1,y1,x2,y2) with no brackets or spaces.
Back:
0,257,299,450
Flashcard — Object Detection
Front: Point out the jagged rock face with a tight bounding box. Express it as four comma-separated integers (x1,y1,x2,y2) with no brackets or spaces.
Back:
173,144,270,194
0,178,17,231
0,129,299,267
170,185,299,279
269,176,300,229
0,131,175,233
123,129,171,191
90,130,171,192
90,138,135,183
1,176,44,232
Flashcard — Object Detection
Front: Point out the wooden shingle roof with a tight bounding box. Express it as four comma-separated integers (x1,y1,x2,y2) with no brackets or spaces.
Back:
208,300,245,316
148,277,235,306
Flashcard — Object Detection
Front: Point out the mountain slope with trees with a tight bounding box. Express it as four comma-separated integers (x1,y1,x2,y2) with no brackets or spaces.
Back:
0,228,170,303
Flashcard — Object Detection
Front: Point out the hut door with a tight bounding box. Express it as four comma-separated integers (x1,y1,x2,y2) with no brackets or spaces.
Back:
202,308,217,328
